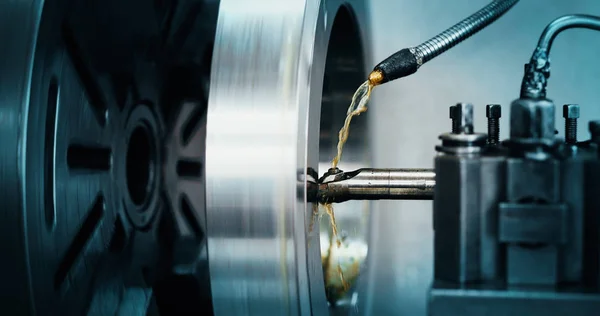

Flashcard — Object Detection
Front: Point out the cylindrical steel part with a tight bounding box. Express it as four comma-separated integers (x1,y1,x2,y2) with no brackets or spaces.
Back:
320,169,435,203
205,1,369,315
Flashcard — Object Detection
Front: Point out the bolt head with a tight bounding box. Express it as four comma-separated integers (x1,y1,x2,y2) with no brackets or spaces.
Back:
486,104,501,118
456,103,474,134
510,98,555,139
589,120,600,135
449,105,457,119
563,104,580,119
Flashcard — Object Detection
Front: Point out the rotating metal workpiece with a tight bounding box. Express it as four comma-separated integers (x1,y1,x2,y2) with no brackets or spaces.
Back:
205,0,372,315
0,0,217,314
4,1,600,315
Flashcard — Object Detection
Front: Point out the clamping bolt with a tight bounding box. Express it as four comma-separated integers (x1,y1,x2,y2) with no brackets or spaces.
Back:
449,105,459,134
486,104,501,145
563,104,579,144
590,120,600,144
450,103,474,134
457,103,474,134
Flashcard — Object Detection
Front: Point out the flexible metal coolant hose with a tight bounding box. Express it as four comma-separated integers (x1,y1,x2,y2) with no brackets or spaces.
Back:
369,0,519,85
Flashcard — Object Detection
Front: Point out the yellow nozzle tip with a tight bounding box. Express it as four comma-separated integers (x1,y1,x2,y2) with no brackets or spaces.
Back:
368,70,383,86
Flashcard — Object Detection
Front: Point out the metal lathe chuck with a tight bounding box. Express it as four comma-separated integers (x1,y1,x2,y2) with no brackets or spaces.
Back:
0,0,372,315
1,0,216,314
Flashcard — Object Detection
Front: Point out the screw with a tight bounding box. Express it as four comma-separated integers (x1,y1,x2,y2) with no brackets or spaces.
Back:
486,104,501,145
449,105,459,134
590,120,600,143
456,103,474,134
563,104,580,144
450,103,473,134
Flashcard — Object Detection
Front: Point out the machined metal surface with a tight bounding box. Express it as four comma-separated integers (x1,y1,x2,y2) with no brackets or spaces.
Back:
453,103,474,134
509,98,556,142
430,285,600,316
318,168,435,203
317,3,372,310
205,1,369,315
0,1,217,314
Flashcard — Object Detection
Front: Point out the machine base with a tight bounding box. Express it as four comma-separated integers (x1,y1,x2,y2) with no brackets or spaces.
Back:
429,282,600,316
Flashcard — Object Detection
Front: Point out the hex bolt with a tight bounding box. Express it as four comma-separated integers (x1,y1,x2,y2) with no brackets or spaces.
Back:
449,105,459,133
456,103,474,134
486,104,501,145
450,103,474,134
589,120,600,144
563,104,580,144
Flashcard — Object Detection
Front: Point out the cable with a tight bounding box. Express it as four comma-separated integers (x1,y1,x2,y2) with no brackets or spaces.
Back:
520,14,600,99
369,0,519,86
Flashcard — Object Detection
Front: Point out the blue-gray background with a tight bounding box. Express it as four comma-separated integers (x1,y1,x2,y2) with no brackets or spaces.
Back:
360,1,600,315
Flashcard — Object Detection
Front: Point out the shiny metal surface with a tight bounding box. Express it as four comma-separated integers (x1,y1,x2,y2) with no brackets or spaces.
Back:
317,163,370,315
205,0,369,315
319,168,435,203
316,0,371,311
